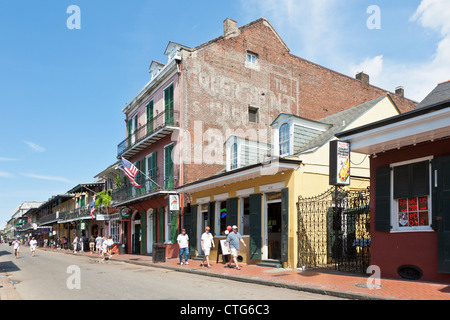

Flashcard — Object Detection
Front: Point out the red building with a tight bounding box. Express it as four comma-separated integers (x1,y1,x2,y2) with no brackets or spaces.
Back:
337,81,450,283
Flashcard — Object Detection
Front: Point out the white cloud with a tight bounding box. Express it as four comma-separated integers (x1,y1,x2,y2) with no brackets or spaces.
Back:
0,171,14,178
0,157,19,161
22,173,71,183
349,55,384,79
241,0,450,103
240,0,339,62
24,141,45,153
349,0,450,102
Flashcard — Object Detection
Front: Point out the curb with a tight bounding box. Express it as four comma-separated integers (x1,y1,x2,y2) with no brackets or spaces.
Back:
39,248,390,300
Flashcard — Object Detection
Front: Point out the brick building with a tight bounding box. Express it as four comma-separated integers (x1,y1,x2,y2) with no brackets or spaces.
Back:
106,17,416,256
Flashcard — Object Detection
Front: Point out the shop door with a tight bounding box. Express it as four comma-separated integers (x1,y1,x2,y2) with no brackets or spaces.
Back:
433,156,450,273
133,224,141,254
267,202,282,260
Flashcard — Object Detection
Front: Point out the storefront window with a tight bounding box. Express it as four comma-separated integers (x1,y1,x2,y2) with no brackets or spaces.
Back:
110,220,120,243
219,201,227,235
392,158,432,231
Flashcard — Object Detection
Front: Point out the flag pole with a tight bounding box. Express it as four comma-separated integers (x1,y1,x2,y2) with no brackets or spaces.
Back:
116,162,162,189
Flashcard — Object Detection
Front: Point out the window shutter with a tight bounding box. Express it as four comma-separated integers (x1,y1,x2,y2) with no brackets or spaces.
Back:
281,188,289,263
164,145,174,190
394,161,430,199
375,167,392,231
141,210,147,254
226,198,239,227
151,152,158,191
164,84,174,126
147,101,154,134
189,205,198,256
411,161,430,197
208,202,215,236
249,194,262,260
158,207,165,243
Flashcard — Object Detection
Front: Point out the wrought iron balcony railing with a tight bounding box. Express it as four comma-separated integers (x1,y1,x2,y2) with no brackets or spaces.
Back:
117,109,179,158
112,173,175,204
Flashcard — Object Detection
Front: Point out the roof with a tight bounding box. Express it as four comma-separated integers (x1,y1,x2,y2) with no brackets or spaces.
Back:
297,94,393,153
416,80,450,110
66,182,104,194
177,157,301,192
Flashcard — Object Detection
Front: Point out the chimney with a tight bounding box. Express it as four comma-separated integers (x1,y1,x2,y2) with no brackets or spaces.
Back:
223,18,238,37
395,86,404,98
356,72,370,86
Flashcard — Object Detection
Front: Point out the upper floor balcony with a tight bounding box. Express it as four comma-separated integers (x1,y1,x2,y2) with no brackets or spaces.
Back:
117,109,180,159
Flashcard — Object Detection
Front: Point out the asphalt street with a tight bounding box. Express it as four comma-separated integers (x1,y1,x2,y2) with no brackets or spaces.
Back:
0,243,344,300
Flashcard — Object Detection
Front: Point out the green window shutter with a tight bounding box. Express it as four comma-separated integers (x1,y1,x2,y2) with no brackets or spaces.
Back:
158,207,165,243
153,211,157,244
164,84,174,126
208,202,215,236
151,152,158,191
146,100,154,134
170,211,178,244
140,158,146,195
141,210,147,254
164,145,174,190
249,194,262,260
189,205,198,256
281,188,289,263
375,167,392,231
226,198,239,227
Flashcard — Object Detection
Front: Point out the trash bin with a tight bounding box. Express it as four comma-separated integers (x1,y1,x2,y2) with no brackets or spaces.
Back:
153,243,166,263
119,244,126,255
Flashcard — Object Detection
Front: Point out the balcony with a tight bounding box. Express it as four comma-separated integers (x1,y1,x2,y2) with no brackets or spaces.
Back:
112,172,176,206
117,109,180,159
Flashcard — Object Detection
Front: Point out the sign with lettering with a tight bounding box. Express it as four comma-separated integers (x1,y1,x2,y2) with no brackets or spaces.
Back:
329,140,351,186
169,195,180,211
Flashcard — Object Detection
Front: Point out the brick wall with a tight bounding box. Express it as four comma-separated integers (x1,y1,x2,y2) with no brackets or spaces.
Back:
180,18,416,185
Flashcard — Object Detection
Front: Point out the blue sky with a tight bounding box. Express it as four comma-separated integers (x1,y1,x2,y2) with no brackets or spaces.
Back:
1,0,449,227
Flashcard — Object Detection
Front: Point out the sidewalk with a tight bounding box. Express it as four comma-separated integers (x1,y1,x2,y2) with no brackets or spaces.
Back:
41,247,450,300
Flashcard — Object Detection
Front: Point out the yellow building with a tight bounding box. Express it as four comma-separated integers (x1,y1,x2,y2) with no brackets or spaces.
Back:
178,95,400,269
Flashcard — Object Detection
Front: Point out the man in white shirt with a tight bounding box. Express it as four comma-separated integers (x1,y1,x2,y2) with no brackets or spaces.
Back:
13,238,20,259
177,229,189,265
29,237,38,257
201,227,215,268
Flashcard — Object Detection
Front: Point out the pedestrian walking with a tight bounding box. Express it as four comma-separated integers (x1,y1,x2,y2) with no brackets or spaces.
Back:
226,225,246,270
73,236,78,253
88,235,95,254
12,238,20,259
95,234,102,254
200,227,215,268
106,236,114,259
80,235,85,252
177,229,189,265
29,237,38,257
101,236,108,263
63,237,68,250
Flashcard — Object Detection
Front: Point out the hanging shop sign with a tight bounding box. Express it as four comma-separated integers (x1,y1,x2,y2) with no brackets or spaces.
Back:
329,140,351,186
120,207,132,220
169,195,180,211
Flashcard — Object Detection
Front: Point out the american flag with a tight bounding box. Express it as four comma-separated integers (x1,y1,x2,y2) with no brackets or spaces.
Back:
89,196,95,220
121,157,141,187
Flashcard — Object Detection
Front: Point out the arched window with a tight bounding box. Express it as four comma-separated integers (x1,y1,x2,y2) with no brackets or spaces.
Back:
279,123,290,156
230,143,238,170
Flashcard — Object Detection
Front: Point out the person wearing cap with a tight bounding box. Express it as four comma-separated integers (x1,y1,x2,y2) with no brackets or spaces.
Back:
226,225,246,270
200,226,215,268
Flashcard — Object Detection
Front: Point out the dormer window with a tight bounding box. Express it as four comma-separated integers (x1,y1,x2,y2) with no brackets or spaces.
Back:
246,52,258,65
279,123,290,156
